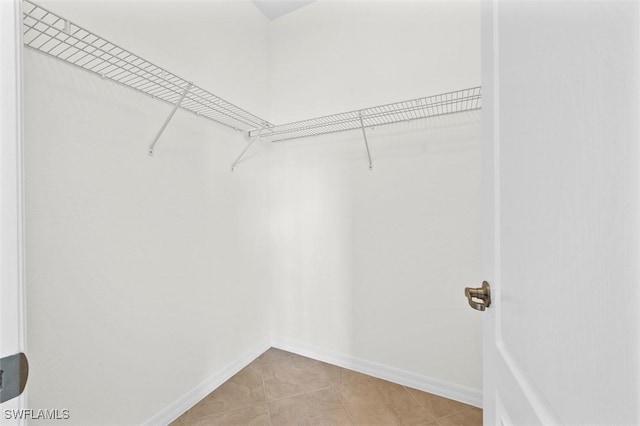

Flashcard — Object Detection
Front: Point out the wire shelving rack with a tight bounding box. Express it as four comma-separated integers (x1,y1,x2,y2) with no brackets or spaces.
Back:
22,0,273,134
251,87,482,142
22,0,481,168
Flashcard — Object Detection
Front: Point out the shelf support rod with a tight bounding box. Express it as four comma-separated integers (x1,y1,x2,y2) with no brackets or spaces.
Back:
358,111,373,170
231,127,265,172
148,82,192,156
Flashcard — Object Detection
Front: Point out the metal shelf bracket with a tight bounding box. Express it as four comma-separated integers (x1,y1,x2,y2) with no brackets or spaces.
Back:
358,111,373,170
148,82,192,156
231,127,266,172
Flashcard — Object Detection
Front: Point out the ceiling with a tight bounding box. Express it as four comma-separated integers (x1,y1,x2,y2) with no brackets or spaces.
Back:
251,0,317,21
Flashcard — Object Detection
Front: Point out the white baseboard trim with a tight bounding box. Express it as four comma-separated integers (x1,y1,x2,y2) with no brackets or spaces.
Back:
271,336,482,408
141,339,271,426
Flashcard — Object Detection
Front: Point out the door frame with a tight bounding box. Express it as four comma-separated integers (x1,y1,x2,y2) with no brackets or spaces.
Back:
480,0,497,422
0,0,27,417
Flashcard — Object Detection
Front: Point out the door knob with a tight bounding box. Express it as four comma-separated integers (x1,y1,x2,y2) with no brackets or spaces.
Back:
464,281,491,311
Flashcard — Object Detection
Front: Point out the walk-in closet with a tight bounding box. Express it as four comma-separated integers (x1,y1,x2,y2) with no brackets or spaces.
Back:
2,0,639,425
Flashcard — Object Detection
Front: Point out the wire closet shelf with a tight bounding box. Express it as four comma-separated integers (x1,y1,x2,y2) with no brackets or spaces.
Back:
22,0,481,153
251,87,482,142
22,0,272,133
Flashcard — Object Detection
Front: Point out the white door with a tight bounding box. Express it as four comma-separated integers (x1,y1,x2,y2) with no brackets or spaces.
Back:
0,0,27,423
481,1,640,425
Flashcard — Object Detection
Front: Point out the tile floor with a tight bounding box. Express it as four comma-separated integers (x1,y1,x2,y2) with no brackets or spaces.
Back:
170,348,482,426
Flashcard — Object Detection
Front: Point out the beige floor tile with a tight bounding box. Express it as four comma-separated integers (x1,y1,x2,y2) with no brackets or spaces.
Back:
255,348,301,365
269,387,353,426
328,367,371,387
171,352,481,426
373,380,435,425
435,407,482,426
338,380,398,424
189,364,266,420
262,356,338,400
338,377,433,425
405,388,476,419
193,404,270,426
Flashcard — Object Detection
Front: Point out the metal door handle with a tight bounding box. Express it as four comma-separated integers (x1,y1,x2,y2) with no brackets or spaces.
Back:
464,281,491,311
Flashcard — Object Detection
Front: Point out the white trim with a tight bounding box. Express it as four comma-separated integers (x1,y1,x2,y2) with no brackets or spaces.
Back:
492,0,502,345
271,337,482,408
0,0,27,421
141,339,271,426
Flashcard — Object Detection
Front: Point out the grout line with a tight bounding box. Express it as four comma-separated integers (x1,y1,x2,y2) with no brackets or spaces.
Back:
401,385,438,422
335,385,356,424
192,401,272,424
265,384,335,404
432,407,478,424
259,362,273,426
187,360,269,423
402,384,473,420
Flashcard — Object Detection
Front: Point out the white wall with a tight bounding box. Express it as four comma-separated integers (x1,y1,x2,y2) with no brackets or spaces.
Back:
268,0,481,122
268,0,483,392
23,1,272,425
